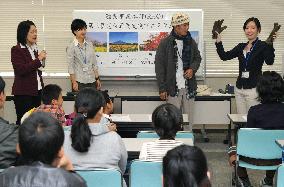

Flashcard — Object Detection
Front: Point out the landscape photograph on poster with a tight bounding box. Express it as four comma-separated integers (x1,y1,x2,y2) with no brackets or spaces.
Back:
139,32,169,51
139,31,199,51
86,32,108,52
109,32,138,52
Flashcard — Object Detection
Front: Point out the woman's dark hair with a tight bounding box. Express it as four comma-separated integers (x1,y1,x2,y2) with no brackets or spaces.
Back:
71,88,106,152
71,19,87,36
19,112,64,165
257,71,284,104
152,103,182,139
101,90,112,104
41,84,62,105
163,145,211,187
243,17,261,32
17,20,36,45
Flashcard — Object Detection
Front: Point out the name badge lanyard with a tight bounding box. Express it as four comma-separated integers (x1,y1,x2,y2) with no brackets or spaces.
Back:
78,45,87,64
244,39,258,71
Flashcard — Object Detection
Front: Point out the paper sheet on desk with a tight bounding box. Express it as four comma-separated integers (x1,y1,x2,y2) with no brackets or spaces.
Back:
210,92,233,96
197,85,211,96
111,115,131,122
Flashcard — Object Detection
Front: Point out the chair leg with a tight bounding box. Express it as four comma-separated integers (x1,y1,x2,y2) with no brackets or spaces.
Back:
234,163,246,187
234,162,240,187
231,170,236,186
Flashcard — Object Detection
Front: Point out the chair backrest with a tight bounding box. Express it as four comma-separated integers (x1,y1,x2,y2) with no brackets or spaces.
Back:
77,169,122,187
237,128,284,159
277,164,284,187
130,160,162,187
137,131,194,141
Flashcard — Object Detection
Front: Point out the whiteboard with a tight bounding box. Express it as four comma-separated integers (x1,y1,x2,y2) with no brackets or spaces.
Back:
73,9,204,78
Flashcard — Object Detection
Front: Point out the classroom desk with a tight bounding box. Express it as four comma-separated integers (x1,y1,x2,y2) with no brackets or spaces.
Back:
227,114,247,145
123,138,194,159
5,93,234,139
111,114,189,123
6,92,234,103
111,114,188,138
115,92,234,142
113,91,233,114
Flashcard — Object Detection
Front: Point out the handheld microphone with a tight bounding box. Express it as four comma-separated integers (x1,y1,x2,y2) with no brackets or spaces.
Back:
42,59,45,68
41,50,46,68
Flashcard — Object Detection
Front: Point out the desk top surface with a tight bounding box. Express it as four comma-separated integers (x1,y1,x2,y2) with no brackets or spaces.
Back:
111,91,233,97
6,92,234,101
123,138,193,152
227,114,247,123
112,91,234,100
111,114,188,123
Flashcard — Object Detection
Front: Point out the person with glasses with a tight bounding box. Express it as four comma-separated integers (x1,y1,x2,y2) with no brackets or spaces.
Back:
155,12,201,131
11,20,46,124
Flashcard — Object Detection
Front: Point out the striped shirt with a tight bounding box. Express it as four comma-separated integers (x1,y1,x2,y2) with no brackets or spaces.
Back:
139,139,184,162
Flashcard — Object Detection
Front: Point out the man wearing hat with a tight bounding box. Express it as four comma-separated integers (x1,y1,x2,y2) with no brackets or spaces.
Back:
155,12,201,130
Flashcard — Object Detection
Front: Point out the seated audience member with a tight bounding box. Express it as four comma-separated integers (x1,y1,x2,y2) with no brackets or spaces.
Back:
21,84,66,125
101,90,113,120
63,88,127,174
234,71,284,187
65,111,76,126
163,145,211,187
0,76,19,169
100,90,116,130
247,71,284,129
139,103,184,162
0,112,86,187
65,90,116,132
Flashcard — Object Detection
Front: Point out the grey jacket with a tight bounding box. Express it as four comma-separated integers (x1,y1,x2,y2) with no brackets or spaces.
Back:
0,118,18,169
0,161,87,187
64,123,127,174
155,35,201,96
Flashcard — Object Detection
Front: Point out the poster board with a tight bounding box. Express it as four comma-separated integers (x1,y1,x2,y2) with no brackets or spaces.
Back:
73,9,204,78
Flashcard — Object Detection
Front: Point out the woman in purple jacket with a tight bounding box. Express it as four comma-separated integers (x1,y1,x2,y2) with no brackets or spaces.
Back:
11,20,46,124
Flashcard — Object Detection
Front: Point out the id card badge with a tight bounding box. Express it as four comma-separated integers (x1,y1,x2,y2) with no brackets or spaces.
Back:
82,66,88,72
242,71,249,78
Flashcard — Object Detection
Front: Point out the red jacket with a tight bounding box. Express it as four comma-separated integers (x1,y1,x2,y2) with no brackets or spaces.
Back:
11,44,44,96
